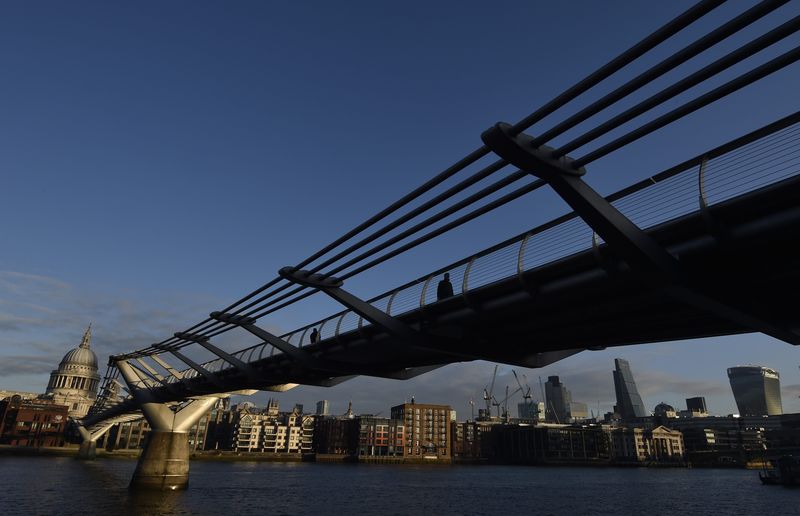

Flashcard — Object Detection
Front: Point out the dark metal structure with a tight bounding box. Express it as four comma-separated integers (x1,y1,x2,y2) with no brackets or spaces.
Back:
74,1,800,488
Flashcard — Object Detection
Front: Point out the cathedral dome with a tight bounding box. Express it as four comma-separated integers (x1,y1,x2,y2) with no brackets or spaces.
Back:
57,325,98,370
59,346,98,369
46,324,101,418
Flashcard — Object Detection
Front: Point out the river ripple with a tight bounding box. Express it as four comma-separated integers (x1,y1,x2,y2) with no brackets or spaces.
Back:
0,457,795,515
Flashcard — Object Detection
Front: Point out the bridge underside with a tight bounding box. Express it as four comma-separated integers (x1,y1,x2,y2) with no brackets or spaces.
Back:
109,174,798,404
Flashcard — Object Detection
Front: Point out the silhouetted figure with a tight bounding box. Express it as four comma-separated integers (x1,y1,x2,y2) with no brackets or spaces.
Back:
309,328,319,343
437,272,454,300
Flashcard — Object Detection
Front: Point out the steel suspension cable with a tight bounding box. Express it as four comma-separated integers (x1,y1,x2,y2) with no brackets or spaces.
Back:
112,0,730,360
555,15,800,158
529,0,789,147
573,45,800,168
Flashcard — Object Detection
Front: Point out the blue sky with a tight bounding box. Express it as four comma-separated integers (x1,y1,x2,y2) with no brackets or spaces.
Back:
1,1,799,418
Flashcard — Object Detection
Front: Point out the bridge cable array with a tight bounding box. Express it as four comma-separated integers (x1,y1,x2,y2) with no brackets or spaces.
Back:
90,0,800,419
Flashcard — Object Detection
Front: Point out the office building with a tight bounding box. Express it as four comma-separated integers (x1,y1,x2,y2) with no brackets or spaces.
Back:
313,416,359,456
489,424,611,464
517,401,545,421
0,395,69,447
357,416,405,457
613,358,647,420
390,402,453,458
316,400,330,416
727,366,783,416
544,376,569,423
686,397,708,414
543,376,587,423
610,426,684,463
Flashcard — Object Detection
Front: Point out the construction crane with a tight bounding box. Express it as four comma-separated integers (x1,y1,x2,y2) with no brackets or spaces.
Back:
513,370,534,418
495,384,522,422
482,364,498,419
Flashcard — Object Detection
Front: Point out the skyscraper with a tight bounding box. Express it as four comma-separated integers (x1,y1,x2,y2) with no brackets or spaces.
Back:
543,376,587,423
613,358,647,419
727,366,783,416
685,396,708,414
544,376,569,423
517,401,545,421
316,400,330,416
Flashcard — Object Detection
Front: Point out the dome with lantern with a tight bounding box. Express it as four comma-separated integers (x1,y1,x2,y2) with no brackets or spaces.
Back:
44,325,101,418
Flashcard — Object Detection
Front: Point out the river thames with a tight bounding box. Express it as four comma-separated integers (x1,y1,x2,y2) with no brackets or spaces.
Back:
0,457,795,515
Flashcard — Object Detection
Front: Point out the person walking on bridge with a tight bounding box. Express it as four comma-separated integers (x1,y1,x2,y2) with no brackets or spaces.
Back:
437,272,454,301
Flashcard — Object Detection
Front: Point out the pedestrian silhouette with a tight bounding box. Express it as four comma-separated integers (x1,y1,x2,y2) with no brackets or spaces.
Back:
309,328,319,344
437,272,454,300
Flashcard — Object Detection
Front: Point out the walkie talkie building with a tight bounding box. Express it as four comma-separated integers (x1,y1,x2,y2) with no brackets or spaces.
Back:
727,366,783,416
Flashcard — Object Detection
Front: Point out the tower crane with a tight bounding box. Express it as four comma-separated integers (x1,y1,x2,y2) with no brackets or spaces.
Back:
495,384,523,422
513,370,534,418
482,364,498,419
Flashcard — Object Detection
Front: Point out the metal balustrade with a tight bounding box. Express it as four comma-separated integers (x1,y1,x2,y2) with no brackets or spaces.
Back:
82,0,800,421
146,119,800,383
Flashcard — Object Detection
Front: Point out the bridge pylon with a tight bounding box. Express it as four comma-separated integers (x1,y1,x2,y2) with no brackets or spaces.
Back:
75,422,114,460
116,359,219,490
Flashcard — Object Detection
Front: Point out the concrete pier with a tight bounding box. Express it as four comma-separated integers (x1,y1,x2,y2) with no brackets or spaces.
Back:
110,360,228,490
130,431,191,490
76,440,97,460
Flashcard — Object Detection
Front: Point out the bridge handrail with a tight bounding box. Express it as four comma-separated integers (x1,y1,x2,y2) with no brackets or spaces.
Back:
88,110,800,420
189,111,800,367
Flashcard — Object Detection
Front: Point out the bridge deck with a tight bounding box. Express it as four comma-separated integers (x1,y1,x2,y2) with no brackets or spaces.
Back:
119,171,800,404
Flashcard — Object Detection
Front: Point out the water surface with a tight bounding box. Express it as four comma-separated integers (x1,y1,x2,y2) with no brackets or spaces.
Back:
0,457,794,515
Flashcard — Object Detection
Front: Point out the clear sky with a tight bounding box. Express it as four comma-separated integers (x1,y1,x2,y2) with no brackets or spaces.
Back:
1,1,799,419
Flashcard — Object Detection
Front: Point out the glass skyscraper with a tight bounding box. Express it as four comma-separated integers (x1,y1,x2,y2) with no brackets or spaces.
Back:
727,366,783,416
543,376,587,423
315,400,330,416
613,358,647,419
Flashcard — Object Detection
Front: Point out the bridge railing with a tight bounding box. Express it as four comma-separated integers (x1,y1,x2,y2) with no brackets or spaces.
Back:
171,116,800,378
83,0,800,420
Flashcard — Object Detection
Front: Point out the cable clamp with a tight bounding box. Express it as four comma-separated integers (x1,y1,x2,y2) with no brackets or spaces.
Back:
481,122,586,179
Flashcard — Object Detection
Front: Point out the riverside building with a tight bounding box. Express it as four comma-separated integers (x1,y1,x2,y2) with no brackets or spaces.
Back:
390,401,453,459
0,395,69,447
609,425,684,463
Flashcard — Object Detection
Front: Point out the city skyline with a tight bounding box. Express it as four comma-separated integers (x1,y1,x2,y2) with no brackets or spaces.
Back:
3,319,798,421
2,2,800,422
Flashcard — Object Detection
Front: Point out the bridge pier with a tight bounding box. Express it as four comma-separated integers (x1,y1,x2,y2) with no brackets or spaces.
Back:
77,440,97,460
131,429,190,490
128,397,218,490
115,358,220,490
75,422,112,461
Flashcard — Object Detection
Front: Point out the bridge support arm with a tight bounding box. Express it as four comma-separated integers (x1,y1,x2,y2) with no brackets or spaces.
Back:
75,423,114,460
211,311,451,380
278,268,418,338
277,268,479,361
116,359,221,489
174,332,259,382
481,122,800,346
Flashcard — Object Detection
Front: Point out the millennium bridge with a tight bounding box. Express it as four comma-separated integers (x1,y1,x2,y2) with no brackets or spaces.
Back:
75,0,800,489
